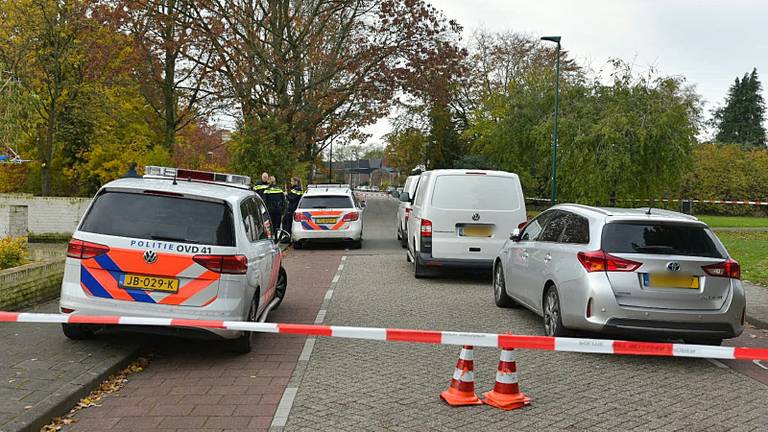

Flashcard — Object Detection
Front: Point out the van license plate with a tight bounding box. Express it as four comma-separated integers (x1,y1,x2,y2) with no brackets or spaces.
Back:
461,226,492,237
315,217,337,224
643,274,699,289
121,274,180,293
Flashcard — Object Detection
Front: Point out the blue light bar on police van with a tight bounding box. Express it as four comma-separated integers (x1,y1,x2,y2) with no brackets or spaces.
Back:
144,166,251,189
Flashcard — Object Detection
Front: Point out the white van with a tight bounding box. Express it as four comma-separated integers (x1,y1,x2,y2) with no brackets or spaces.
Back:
406,169,526,277
395,175,421,248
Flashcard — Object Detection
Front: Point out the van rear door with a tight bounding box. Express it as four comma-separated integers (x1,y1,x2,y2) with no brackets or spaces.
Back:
428,173,526,260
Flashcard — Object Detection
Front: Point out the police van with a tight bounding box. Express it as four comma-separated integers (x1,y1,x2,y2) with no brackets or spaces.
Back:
59,166,288,353
291,184,364,249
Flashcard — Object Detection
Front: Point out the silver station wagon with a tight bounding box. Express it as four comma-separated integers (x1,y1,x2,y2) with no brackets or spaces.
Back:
493,205,745,345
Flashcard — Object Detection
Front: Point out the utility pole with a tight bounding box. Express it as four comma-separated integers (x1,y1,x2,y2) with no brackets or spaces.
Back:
329,141,333,183
541,35,562,206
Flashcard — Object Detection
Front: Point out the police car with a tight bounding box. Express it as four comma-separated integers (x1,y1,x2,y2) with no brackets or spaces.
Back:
291,184,364,249
59,166,288,353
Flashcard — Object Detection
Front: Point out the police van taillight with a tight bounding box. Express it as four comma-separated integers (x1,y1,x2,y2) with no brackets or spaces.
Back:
193,254,248,274
67,239,110,260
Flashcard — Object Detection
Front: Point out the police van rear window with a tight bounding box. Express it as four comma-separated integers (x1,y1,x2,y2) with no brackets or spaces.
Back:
298,195,354,209
79,191,236,246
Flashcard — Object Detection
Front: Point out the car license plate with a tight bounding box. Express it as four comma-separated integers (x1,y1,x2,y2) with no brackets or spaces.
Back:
461,225,492,237
643,274,699,289
315,217,337,224
121,274,180,293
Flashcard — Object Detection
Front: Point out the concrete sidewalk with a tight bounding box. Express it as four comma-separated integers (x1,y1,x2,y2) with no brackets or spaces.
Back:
745,282,768,329
0,300,140,432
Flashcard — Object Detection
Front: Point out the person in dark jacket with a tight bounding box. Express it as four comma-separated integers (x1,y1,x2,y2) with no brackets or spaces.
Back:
283,177,304,235
253,172,270,198
263,178,286,238
123,161,140,178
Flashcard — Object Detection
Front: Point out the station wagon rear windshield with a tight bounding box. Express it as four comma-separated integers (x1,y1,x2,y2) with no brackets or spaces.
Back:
299,196,353,209
601,222,725,258
431,175,520,210
79,191,236,246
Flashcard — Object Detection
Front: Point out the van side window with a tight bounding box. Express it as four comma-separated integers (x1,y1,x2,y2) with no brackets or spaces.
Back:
256,200,271,239
414,175,428,206
559,212,590,244
240,200,257,242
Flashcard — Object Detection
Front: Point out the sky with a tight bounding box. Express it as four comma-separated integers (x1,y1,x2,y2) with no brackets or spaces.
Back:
364,0,768,146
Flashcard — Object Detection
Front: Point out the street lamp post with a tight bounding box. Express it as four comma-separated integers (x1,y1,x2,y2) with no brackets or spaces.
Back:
541,35,561,206
329,142,333,183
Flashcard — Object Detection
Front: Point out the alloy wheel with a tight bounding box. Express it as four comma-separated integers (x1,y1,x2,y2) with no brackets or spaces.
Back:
544,289,560,336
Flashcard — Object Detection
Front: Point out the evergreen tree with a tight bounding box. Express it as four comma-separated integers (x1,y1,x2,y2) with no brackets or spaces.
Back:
714,68,767,147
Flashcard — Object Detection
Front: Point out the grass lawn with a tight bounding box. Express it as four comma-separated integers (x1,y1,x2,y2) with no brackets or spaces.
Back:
696,215,768,228
716,231,768,285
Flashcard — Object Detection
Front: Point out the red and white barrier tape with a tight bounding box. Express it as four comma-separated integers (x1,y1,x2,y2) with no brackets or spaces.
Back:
1,311,766,361
526,197,768,206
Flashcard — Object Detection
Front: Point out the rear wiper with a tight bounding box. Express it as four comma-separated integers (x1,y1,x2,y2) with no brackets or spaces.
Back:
150,235,199,244
631,245,674,253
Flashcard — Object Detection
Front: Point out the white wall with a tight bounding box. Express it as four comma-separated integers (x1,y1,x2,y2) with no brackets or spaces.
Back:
0,205,28,237
0,194,91,235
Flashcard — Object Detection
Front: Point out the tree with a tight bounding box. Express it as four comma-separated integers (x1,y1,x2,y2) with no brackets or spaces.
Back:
384,127,427,176
185,0,464,180
0,0,93,195
110,0,216,150
714,68,767,148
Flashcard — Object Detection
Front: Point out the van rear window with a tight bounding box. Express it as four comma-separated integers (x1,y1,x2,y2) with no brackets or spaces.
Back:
601,222,725,258
431,175,521,211
298,196,353,209
79,191,235,246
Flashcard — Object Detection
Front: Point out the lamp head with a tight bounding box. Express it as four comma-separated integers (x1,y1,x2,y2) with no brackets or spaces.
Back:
541,36,562,44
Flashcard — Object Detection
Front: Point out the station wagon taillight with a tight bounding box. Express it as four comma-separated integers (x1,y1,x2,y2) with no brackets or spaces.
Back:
702,258,741,280
577,250,641,273
193,254,248,274
67,239,110,260
342,211,359,222
294,213,309,222
420,219,433,238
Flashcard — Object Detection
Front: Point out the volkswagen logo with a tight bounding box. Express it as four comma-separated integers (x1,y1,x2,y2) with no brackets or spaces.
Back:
143,250,158,264
667,262,680,272
472,212,480,221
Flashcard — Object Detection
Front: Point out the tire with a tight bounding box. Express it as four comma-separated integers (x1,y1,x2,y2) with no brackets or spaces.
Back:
292,240,303,249
493,264,515,308
400,229,408,248
351,240,362,249
543,285,568,337
62,324,96,340
684,338,723,346
231,294,259,354
271,268,288,310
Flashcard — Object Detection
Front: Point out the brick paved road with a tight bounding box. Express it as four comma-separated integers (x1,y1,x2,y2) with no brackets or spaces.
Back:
284,196,768,431
61,250,342,432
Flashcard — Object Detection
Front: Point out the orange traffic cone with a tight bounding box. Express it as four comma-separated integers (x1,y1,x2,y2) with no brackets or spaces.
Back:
440,345,483,406
482,348,531,410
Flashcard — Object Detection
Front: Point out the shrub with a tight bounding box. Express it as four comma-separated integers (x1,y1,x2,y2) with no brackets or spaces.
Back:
0,236,28,270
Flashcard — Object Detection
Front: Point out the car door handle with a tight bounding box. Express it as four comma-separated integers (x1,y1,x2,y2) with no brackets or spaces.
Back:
521,252,529,259
544,253,552,263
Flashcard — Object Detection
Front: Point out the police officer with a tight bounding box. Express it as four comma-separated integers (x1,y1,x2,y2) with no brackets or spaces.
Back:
263,177,286,238
283,177,304,235
253,172,270,198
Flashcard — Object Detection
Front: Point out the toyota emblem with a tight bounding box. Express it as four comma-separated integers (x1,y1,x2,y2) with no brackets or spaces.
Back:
143,250,158,264
667,262,680,272
472,213,480,221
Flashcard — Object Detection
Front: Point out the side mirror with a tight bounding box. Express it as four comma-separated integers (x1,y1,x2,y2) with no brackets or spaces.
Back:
399,192,411,202
510,228,521,242
391,191,400,199
277,229,291,245
360,201,366,208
